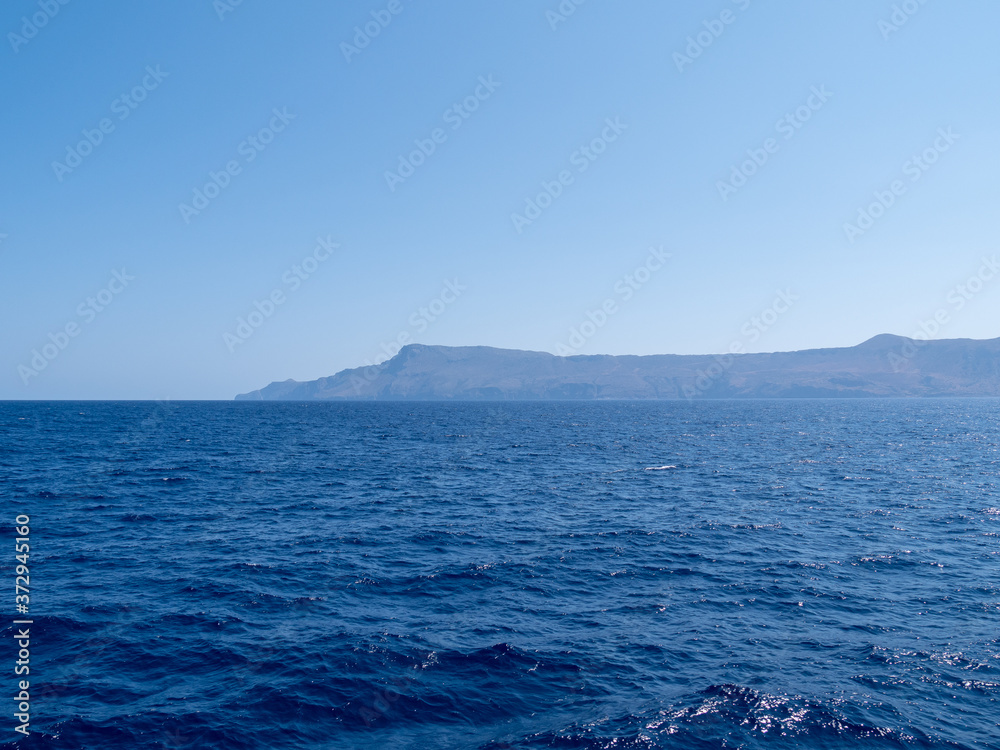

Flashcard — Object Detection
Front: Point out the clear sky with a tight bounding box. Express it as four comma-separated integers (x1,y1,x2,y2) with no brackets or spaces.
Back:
2,0,998,399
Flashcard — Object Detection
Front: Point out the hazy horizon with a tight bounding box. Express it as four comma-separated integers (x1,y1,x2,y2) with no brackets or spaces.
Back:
10,330,1000,402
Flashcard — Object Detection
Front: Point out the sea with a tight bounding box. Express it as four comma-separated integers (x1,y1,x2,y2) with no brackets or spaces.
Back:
1,399,998,749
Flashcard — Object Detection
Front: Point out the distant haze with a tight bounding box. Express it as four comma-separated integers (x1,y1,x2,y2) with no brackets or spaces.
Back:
236,335,1000,401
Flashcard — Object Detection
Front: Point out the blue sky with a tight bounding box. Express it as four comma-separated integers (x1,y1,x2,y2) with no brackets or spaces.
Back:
2,0,998,399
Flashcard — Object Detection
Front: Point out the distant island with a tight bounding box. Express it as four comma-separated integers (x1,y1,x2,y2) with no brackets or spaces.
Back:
234,335,1000,401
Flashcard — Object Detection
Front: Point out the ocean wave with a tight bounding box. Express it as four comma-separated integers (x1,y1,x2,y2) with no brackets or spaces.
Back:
489,684,946,749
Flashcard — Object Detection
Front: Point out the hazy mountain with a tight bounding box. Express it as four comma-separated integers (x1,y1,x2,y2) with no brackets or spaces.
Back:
234,335,1000,400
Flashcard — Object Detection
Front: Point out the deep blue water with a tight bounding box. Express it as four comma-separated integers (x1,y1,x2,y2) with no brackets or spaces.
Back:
2,400,999,749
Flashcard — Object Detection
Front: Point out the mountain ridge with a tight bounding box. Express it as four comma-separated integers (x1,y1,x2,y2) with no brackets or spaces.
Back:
234,335,1000,401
